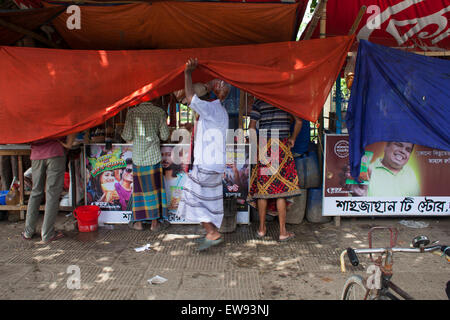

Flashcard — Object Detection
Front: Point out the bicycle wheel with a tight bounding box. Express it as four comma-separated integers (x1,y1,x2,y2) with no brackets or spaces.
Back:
341,275,372,300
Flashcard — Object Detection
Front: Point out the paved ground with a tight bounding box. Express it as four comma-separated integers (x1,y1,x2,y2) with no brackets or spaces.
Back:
0,213,449,300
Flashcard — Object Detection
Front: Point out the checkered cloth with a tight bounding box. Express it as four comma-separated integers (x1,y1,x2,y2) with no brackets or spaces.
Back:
247,137,301,212
121,102,170,166
131,163,168,222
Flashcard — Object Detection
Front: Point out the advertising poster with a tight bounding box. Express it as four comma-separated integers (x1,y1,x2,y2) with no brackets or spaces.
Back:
160,143,190,223
84,144,133,224
323,134,450,216
223,144,250,224
85,143,250,224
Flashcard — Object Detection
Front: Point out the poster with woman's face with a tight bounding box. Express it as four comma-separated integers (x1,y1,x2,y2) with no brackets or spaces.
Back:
160,144,190,222
85,144,133,214
84,143,250,224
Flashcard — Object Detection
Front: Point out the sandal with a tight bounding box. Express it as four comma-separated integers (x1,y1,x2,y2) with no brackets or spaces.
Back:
255,230,266,239
43,231,64,244
197,237,224,251
21,232,33,241
193,236,206,243
278,232,295,242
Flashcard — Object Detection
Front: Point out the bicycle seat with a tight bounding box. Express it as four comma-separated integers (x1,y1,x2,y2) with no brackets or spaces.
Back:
412,235,430,248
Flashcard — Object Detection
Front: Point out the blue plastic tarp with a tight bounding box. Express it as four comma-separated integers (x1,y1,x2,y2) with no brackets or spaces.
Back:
346,40,450,179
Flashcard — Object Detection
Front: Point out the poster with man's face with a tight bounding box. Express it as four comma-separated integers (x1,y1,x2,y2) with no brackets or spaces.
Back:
323,135,450,216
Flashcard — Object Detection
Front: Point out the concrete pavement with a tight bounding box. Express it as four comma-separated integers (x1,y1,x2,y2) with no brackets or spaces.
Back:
0,213,448,300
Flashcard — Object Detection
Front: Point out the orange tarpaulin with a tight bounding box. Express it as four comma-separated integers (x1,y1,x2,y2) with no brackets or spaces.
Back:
45,2,306,49
0,35,355,144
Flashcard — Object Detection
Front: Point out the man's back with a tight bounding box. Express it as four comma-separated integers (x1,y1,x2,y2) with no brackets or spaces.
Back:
190,95,228,173
121,102,169,166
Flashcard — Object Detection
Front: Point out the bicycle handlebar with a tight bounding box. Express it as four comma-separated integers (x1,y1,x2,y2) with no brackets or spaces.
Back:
340,245,449,273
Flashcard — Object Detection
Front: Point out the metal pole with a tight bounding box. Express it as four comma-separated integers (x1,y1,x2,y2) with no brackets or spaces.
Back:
336,74,342,134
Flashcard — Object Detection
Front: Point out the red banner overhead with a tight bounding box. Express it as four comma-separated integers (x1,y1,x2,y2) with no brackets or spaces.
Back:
0,35,354,144
306,0,450,51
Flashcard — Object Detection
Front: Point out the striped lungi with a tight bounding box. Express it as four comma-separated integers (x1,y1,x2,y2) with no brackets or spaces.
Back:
131,163,168,222
247,137,302,212
176,166,224,228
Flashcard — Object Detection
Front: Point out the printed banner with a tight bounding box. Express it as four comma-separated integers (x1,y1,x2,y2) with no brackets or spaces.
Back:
84,144,133,224
223,144,251,224
84,143,250,224
306,0,450,51
323,134,450,216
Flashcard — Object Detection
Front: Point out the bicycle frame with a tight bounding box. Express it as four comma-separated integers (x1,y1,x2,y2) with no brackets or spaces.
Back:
340,227,447,300
340,245,444,273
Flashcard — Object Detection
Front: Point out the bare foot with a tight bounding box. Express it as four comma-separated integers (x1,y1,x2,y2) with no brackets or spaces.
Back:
131,221,144,231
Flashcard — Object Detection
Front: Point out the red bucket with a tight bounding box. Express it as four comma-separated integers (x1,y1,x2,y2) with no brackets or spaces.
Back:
73,205,101,232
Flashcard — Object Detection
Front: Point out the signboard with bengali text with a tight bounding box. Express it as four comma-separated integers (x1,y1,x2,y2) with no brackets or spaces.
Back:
323,134,450,216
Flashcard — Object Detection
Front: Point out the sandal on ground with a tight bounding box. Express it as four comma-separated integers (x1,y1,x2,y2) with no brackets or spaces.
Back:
197,237,224,251
43,231,64,244
21,232,33,241
193,236,206,243
278,232,295,242
128,221,144,231
255,230,266,239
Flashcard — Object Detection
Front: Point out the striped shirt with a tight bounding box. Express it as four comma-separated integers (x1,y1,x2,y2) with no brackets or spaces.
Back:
121,102,170,166
249,99,293,138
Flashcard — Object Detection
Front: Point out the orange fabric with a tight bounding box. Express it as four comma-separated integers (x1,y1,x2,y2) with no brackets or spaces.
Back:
45,2,304,49
0,35,355,144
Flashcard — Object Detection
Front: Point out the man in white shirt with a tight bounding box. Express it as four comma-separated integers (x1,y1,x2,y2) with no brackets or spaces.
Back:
176,58,229,251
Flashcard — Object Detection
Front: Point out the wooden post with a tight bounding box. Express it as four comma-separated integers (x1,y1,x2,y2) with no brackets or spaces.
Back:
348,6,367,36
303,0,327,40
238,90,245,129
18,155,25,220
0,18,61,49
316,0,340,227
318,0,327,177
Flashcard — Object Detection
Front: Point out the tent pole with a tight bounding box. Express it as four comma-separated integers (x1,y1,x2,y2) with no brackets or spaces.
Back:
238,90,245,130
0,18,61,49
336,74,342,134
303,0,327,40
317,0,327,172
317,0,339,227
348,6,367,36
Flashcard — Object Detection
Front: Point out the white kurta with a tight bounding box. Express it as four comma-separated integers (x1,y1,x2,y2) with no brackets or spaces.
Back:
176,95,228,228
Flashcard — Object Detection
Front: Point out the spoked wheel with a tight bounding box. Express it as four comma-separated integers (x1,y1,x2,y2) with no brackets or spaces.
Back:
341,275,376,300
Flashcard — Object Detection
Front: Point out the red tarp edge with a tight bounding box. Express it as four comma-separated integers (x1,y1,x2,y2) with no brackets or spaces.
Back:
0,35,355,144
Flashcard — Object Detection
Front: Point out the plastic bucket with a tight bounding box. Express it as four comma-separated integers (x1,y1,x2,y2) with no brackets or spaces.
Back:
73,205,101,232
0,191,8,205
